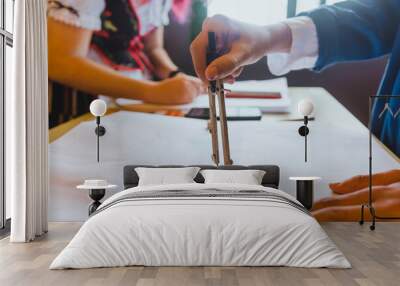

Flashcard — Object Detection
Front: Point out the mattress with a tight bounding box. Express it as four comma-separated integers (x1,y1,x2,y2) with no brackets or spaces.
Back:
50,183,351,269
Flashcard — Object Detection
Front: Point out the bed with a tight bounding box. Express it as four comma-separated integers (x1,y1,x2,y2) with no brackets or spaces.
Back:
50,165,350,269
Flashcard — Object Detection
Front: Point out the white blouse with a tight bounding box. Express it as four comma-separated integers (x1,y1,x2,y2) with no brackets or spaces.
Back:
47,0,172,35
48,0,105,31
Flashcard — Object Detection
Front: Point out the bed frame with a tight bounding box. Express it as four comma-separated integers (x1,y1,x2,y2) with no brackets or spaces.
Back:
123,165,280,189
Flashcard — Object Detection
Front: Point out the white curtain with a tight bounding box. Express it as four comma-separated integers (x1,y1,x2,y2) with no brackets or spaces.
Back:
8,0,49,242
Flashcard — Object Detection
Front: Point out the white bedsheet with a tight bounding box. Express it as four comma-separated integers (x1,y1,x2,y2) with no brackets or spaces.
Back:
50,183,350,269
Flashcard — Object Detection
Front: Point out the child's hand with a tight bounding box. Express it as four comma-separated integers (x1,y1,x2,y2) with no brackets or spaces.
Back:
144,74,205,105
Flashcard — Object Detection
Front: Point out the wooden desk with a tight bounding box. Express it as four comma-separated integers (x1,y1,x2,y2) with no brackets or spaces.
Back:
49,87,399,221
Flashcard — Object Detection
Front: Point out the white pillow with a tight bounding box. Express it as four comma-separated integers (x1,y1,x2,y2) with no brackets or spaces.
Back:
135,167,200,186
200,169,266,185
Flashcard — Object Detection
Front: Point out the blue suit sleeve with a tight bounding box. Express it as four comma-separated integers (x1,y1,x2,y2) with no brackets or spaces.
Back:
300,0,400,71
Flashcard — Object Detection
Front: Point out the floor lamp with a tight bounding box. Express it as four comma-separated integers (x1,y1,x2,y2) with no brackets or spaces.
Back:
359,95,400,230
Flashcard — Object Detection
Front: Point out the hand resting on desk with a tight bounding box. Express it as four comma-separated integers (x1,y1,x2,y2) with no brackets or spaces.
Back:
48,18,204,106
312,169,400,221
329,169,400,195
147,74,205,105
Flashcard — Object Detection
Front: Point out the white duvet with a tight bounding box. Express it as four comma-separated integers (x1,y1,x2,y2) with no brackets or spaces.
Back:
50,183,351,269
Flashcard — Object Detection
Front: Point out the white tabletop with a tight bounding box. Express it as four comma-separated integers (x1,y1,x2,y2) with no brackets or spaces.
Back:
49,87,399,221
289,177,321,181
76,185,117,190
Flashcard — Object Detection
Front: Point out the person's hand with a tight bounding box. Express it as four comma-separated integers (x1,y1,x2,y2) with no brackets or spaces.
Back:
329,169,400,194
190,15,292,83
311,182,400,221
143,74,205,105
311,169,400,221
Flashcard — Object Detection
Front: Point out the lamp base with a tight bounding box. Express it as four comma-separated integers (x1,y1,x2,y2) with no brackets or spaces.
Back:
298,126,309,136
95,126,106,136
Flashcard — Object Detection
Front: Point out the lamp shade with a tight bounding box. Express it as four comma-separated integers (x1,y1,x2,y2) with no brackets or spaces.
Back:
90,99,107,117
298,99,314,116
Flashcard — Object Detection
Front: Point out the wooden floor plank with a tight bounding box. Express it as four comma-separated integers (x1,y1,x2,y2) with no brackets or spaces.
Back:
0,222,399,286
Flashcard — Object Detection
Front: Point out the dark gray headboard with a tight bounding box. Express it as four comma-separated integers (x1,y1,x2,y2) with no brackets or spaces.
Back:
123,165,280,189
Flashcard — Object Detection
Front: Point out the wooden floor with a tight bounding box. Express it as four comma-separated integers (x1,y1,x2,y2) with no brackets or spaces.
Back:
0,222,399,286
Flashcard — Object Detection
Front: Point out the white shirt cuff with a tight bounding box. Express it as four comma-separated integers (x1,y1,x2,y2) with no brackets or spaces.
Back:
267,16,318,76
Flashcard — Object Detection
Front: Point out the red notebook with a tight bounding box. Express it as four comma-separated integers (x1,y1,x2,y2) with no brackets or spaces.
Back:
226,92,282,99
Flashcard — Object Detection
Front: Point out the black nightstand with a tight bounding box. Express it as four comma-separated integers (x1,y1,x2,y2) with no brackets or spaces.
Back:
289,177,321,210
77,180,117,215
87,189,106,215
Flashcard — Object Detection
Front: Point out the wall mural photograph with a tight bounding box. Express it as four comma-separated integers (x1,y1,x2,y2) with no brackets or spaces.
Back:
47,0,399,225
